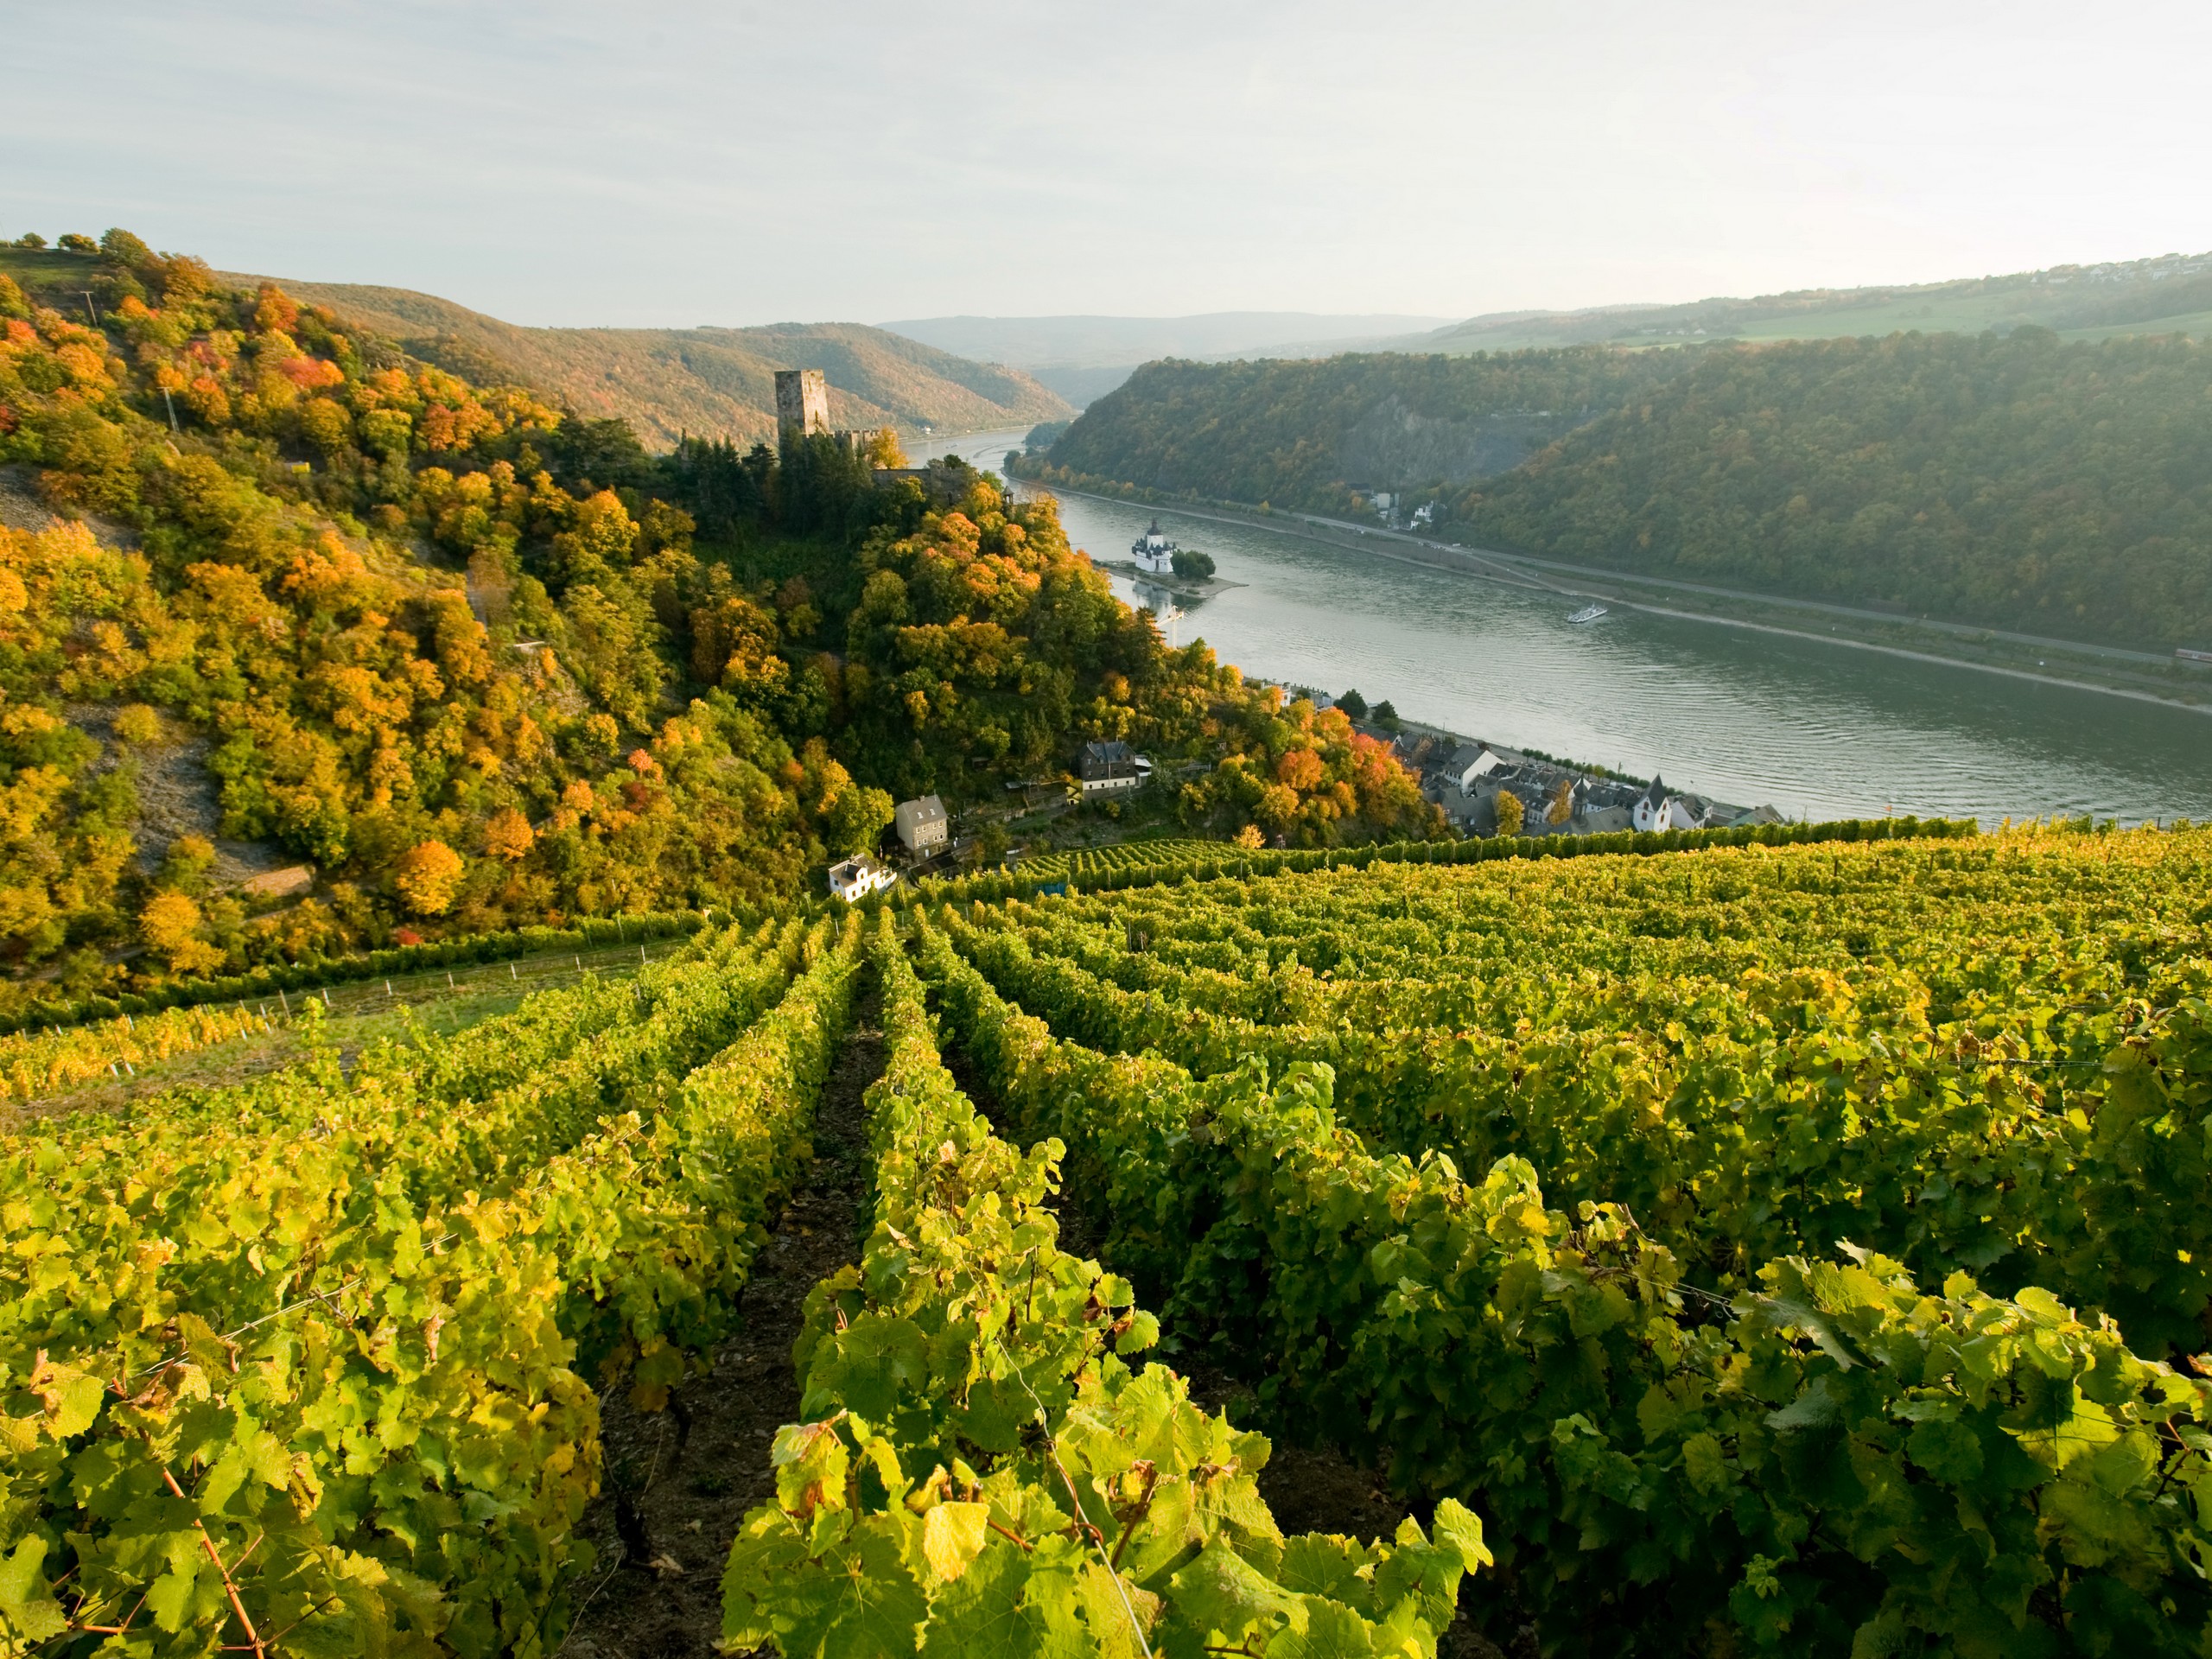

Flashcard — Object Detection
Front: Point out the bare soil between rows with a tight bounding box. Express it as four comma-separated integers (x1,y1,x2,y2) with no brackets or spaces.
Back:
558,985,882,1659
559,972,1504,1657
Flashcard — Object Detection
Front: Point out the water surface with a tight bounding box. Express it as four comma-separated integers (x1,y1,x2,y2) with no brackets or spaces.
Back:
910,429,2212,825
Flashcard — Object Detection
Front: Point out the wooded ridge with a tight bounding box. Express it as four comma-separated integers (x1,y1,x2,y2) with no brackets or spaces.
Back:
1024,328,2212,651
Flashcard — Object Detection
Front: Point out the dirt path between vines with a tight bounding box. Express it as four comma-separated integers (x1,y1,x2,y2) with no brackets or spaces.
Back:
559,982,883,1659
563,978,1503,1658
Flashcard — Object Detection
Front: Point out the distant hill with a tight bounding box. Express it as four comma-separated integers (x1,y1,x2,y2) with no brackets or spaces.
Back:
880,312,1454,407
217,276,1074,448
1026,329,2212,652
1376,250,2212,355
1037,351,1688,507
1452,329,2212,651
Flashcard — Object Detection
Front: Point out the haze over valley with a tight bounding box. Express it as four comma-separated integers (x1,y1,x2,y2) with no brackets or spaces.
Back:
6,10,2212,1658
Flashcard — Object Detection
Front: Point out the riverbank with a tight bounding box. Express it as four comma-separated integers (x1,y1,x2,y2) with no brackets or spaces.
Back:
1025,478,2212,717
1093,558,1245,599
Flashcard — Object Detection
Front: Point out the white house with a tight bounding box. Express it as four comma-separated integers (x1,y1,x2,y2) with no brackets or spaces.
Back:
893,794,948,853
1078,740,1152,795
1632,778,1701,833
827,855,898,903
1440,743,1503,790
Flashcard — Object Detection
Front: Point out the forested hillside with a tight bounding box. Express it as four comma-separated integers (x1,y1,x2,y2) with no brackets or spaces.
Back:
0,232,1434,1021
209,271,1074,448
1457,328,2212,649
1029,350,1691,512
1023,328,2212,650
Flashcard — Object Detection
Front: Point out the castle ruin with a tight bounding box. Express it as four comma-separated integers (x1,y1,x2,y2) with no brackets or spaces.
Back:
771,366,946,493
773,368,831,444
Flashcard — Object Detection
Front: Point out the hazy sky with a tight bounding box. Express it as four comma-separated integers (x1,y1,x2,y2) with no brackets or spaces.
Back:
6,0,2208,328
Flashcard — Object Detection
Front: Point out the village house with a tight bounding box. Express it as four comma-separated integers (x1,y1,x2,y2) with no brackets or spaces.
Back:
1390,732,1437,770
827,855,898,903
893,794,948,854
1078,739,1152,795
1440,743,1503,790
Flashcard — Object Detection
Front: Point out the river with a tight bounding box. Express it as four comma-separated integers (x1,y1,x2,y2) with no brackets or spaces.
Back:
909,429,2212,826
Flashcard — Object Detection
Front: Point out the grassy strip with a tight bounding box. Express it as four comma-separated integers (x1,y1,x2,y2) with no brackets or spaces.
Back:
3,909,711,1036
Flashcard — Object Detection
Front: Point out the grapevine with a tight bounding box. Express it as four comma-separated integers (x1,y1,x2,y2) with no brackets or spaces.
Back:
718,916,1488,1657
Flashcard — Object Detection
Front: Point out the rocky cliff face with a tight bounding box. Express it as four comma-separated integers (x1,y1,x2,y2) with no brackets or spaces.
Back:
1334,397,1573,489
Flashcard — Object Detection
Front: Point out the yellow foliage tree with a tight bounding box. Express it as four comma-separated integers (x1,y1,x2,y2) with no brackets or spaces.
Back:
394,840,465,916
1255,784,1300,832
114,703,162,746
484,809,534,862
139,891,224,976
1494,790,1525,837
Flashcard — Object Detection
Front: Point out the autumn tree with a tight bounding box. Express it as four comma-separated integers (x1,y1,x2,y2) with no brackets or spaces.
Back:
394,840,465,916
484,809,534,861
140,892,224,976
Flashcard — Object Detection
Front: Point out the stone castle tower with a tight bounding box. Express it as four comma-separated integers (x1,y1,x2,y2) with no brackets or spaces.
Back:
774,368,830,445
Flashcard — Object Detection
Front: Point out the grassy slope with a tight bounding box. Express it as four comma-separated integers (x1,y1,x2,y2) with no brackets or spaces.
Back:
200,269,1074,448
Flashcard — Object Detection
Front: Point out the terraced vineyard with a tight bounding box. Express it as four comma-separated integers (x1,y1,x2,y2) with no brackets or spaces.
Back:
0,1004,276,1101
919,823,2212,1656
5,823,2210,1657
1014,838,1224,879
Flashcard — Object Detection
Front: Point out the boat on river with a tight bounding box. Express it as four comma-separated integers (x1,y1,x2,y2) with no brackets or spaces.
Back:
1567,603,1608,624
